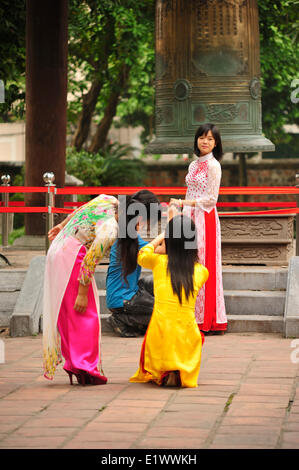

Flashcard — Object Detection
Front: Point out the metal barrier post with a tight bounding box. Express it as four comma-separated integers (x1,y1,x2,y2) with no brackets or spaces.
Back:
296,173,299,256
1,174,11,247
43,172,55,253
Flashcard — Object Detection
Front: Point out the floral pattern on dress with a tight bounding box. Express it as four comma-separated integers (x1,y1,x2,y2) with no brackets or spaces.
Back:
52,195,116,251
78,218,118,285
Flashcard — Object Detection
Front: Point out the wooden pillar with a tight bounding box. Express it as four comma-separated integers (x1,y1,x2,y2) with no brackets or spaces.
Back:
25,0,68,235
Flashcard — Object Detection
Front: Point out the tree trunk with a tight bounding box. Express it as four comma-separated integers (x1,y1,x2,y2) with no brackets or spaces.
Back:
88,64,130,153
71,15,115,151
25,0,68,235
71,79,102,150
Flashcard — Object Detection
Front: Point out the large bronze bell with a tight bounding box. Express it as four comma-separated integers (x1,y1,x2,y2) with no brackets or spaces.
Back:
146,0,274,154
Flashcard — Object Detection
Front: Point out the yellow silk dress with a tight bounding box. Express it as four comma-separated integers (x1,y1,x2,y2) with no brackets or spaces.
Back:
130,244,209,388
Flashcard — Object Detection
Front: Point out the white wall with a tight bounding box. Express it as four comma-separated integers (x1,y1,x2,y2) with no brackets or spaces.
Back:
0,122,25,165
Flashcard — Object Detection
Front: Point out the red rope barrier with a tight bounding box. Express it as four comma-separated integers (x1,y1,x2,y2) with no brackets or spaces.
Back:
54,186,188,195
0,201,26,207
0,206,298,216
217,202,297,208
220,187,299,195
51,208,73,214
53,186,299,196
0,186,298,217
63,201,84,207
219,208,299,216
0,207,48,213
62,201,296,208
0,186,50,193
1,185,299,195
6,200,295,209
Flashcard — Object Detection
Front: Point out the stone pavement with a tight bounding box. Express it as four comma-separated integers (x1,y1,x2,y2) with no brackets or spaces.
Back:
0,330,299,450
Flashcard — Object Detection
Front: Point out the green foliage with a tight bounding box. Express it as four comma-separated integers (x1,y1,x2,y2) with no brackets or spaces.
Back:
66,142,146,187
8,226,25,245
67,0,155,144
263,133,299,158
259,0,299,144
66,147,106,186
105,2,155,140
0,226,24,246
1,0,298,152
0,0,26,121
68,0,299,149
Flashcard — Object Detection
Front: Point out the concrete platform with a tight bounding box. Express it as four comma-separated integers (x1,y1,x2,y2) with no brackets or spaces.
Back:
0,331,298,450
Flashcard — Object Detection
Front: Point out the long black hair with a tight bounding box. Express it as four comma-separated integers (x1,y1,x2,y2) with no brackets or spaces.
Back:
165,214,198,304
194,123,223,161
117,190,161,283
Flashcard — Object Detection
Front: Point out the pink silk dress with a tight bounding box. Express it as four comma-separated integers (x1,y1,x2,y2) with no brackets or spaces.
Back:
43,195,118,380
184,152,227,332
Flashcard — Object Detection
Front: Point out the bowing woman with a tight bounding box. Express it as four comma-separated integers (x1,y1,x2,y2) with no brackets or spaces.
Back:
43,194,118,385
170,123,227,334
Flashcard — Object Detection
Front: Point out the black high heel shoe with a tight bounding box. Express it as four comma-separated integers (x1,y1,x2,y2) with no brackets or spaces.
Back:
64,368,85,385
78,370,107,386
64,368,76,385
88,373,107,385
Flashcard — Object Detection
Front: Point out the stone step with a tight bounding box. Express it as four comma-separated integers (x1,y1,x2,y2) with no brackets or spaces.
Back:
16,295,289,336
224,290,286,316
222,266,288,291
101,315,284,336
101,314,114,333
98,289,286,317
94,266,288,291
98,289,109,316
0,269,27,327
227,315,284,334
0,264,289,334
0,265,288,293
93,268,153,290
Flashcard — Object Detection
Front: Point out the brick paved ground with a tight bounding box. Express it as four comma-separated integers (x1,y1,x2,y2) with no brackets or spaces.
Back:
0,330,298,450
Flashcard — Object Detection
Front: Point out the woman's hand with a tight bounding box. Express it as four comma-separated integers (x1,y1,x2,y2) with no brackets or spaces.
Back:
74,283,90,313
169,198,180,207
154,239,166,254
48,224,63,241
167,204,180,221
74,294,88,313
112,198,119,222
151,231,165,250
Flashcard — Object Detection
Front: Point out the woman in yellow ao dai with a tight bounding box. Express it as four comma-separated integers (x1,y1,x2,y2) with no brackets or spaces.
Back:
130,213,208,388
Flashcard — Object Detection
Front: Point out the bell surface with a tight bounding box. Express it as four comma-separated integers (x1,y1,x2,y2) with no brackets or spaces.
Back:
146,0,275,154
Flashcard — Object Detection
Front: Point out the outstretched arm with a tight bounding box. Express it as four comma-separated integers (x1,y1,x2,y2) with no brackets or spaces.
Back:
137,232,165,270
170,162,221,213
48,207,80,241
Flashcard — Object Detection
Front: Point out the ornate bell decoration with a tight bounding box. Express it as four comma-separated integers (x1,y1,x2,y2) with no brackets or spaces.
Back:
146,0,274,154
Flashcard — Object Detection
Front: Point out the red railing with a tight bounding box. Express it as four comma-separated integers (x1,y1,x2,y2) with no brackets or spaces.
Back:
1,185,299,216
1,184,299,252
